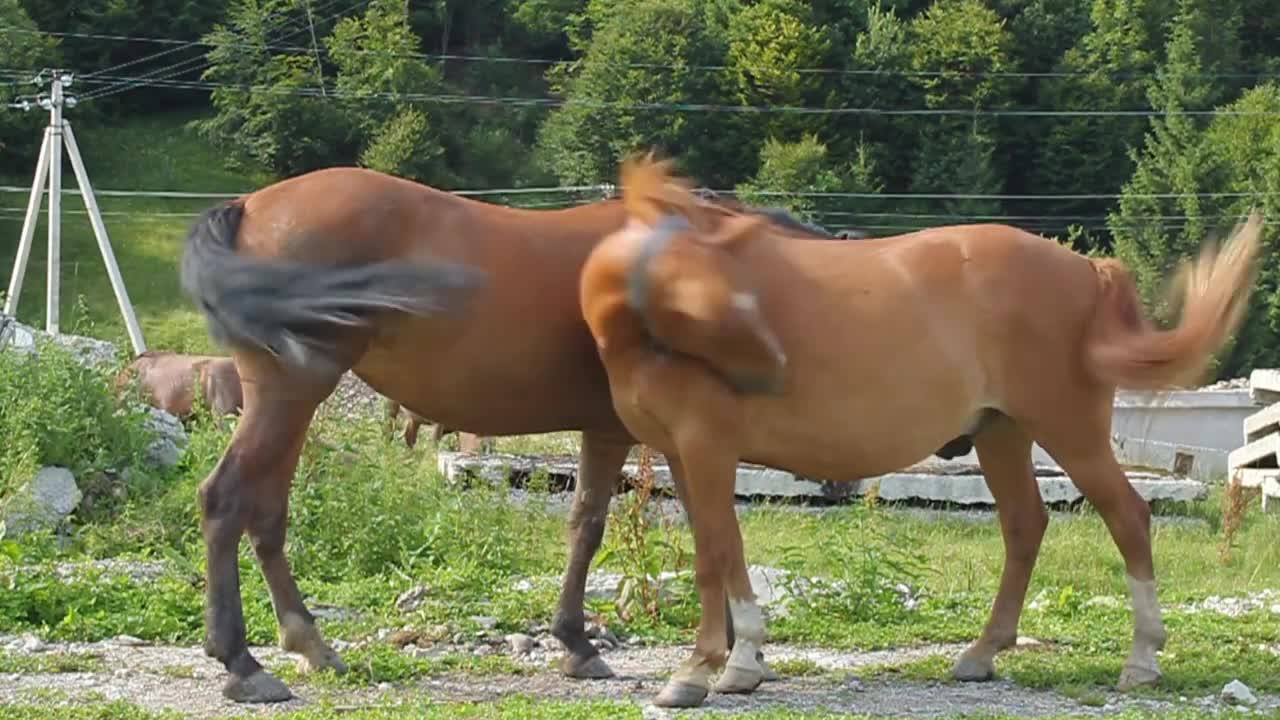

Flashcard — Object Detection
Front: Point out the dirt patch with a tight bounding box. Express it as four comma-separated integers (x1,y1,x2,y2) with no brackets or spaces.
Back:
1,637,1275,718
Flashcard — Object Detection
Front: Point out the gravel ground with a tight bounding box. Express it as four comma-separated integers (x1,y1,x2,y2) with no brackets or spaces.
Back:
1,634,1275,718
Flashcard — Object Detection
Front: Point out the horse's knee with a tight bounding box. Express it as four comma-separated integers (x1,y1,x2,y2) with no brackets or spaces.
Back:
199,457,245,524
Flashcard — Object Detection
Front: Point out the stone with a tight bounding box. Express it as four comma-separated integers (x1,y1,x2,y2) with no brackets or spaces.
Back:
20,636,46,654
473,644,493,657
470,616,498,631
1,467,81,537
386,629,422,648
110,635,148,647
505,633,535,656
1222,679,1257,706
3,319,119,371
140,407,187,470
437,452,1204,507
395,586,431,613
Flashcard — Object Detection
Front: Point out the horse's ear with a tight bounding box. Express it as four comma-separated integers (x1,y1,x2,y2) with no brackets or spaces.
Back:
704,214,768,249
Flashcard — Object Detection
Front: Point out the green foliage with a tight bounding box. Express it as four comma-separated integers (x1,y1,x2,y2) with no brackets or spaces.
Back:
326,0,452,184
1112,81,1280,376
724,0,835,138
908,0,1018,111
734,134,884,224
535,0,750,187
194,0,353,176
904,0,1015,220
0,0,60,163
1029,0,1163,231
17,0,227,114
0,337,152,500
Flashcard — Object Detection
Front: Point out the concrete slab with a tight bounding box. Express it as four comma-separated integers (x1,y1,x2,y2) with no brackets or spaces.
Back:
437,452,1205,507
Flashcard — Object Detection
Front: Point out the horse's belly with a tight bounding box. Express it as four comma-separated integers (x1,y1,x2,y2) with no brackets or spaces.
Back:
739,381,987,481
353,319,619,436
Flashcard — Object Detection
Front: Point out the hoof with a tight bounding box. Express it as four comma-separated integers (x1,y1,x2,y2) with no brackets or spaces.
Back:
297,646,348,675
653,679,710,708
1117,664,1161,691
713,663,765,694
560,652,615,680
951,653,996,682
222,670,293,704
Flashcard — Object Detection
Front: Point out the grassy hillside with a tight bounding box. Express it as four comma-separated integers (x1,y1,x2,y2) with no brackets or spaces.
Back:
0,110,275,354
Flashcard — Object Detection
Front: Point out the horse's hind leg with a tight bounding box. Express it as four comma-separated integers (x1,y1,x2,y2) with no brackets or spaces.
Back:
201,352,343,703
1035,394,1166,691
552,430,632,679
952,415,1047,681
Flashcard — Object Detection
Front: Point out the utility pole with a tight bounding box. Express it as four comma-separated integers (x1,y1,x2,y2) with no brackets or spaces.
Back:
4,69,147,354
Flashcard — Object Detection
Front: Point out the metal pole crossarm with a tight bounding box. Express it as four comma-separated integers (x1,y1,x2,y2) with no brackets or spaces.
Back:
2,69,147,354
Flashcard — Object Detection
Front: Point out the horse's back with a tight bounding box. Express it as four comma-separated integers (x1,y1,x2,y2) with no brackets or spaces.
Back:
739,223,1103,476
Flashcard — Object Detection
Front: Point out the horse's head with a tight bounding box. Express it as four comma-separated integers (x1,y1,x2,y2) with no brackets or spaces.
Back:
602,154,787,394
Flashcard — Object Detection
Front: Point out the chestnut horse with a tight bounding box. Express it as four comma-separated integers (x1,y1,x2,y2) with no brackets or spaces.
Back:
179,165,979,704
579,157,1262,708
115,351,244,425
384,396,494,453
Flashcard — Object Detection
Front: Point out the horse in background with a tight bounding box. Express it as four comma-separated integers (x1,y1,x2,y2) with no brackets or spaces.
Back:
115,351,244,427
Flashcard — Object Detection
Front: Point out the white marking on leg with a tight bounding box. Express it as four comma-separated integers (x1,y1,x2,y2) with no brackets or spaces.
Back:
725,597,765,670
1125,574,1166,674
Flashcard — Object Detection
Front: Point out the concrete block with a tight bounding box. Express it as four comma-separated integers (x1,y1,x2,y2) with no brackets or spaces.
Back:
437,452,1205,507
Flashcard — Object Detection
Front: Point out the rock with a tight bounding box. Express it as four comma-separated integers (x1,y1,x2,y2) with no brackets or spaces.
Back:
642,705,678,720
470,616,498,631
110,635,148,647
505,633,535,656
1015,636,1043,648
511,579,534,593
473,644,493,657
1,467,82,537
395,586,431,613
422,623,451,643
310,603,358,622
140,407,187,469
20,636,46,654
3,319,119,371
386,629,422,648
749,565,794,615
1222,679,1257,706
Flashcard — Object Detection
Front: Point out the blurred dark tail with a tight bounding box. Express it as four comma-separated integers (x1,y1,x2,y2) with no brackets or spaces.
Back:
179,201,485,375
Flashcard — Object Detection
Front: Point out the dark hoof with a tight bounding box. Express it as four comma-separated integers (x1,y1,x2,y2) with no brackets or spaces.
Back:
560,652,615,679
222,670,293,704
653,679,709,708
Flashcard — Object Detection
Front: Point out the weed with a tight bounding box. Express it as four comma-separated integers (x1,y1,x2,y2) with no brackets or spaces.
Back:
597,445,688,624
1219,476,1260,563
0,333,153,504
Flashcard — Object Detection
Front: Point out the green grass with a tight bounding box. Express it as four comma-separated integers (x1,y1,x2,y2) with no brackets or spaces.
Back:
0,649,105,674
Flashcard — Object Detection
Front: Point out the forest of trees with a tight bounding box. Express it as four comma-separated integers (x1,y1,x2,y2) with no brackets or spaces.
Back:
2,0,1279,375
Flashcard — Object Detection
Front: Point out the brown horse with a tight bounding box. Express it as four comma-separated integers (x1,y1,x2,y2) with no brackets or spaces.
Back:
384,397,495,453
115,350,244,425
177,165,975,704
578,157,1262,708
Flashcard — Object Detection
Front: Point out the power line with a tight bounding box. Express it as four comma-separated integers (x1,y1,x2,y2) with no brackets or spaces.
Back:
77,0,361,103
4,26,1278,82
50,73,1280,117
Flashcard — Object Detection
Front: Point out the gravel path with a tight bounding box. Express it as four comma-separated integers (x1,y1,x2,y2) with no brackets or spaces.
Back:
1,635,1273,718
